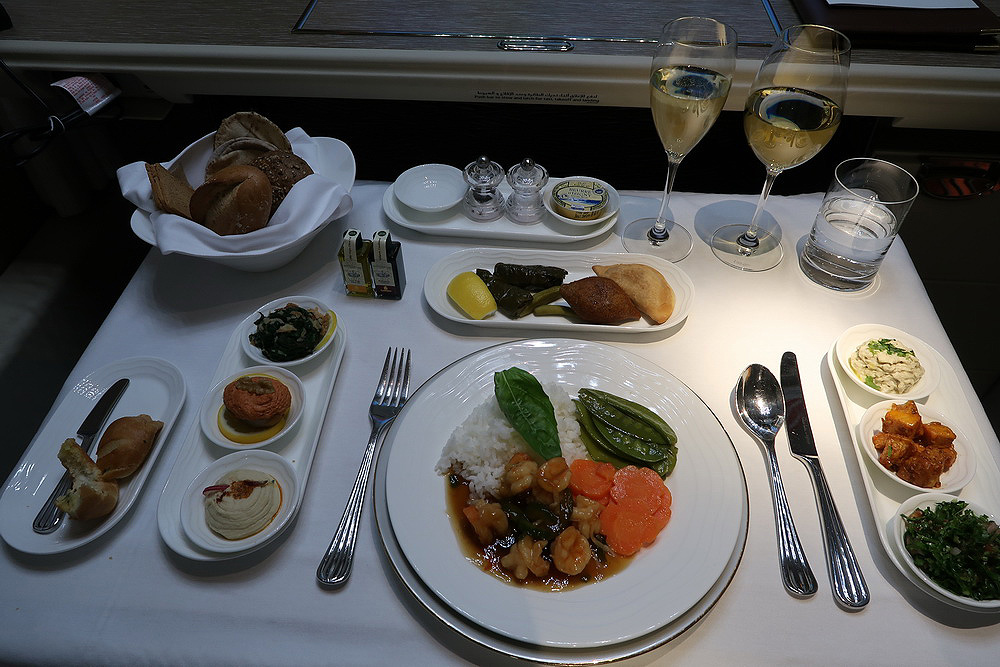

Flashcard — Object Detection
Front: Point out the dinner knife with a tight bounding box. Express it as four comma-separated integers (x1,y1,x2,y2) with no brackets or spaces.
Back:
780,352,869,609
32,377,130,534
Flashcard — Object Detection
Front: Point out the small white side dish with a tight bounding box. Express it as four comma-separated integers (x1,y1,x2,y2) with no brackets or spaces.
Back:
541,177,620,227
394,164,466,212
858,400,976,494
180,450,299,554
835,323,941,400
199,366,304,451
241,295,337,367
893,493,1000,611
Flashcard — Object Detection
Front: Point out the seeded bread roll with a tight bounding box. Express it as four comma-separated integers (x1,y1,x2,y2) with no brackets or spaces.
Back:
206,137,279,178
55,439,120,521
96,414,164,480
214,112,290,152
190,165,273,236
250,150,314,216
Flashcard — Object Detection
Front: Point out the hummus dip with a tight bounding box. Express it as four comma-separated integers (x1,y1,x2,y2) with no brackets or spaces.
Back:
849,338,924,394
203,469,282,540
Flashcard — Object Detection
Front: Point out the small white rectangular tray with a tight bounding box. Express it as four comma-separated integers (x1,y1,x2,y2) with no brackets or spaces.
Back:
382,182,618,243
424,247,694,334
156,311,346,561
826,336,1000,611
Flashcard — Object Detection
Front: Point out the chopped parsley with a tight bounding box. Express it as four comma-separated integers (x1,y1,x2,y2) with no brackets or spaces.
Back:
868,338,913,357
902,500,1000,601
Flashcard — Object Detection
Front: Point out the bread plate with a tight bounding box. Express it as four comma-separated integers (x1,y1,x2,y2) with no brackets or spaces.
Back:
423,247,694,334
129,135,356,272
0,357,186,555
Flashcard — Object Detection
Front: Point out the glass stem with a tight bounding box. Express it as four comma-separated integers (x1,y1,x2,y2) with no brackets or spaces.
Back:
740,168,781,248
649,156,681,241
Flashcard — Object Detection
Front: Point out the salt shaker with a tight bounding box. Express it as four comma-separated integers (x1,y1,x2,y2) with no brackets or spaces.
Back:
506,158,548,223
462,156,505,221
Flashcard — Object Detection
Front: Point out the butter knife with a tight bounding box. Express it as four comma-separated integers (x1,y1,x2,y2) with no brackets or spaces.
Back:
32,377,130,534
780,352,869,609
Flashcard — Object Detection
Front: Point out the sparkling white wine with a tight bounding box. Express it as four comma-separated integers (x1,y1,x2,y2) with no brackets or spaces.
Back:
650,65,731,159
744,86,842,171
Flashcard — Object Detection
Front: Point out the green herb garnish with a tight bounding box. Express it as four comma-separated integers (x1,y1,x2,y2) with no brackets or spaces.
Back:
864,375,880,390
902,500,1000,601
868,338,913,357
494,367,561,460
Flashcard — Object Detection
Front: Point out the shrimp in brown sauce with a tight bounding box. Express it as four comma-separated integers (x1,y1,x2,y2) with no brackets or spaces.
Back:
551,526,592,575
501,535,550,579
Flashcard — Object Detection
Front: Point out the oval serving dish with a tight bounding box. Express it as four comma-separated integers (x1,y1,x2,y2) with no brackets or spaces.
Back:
180,450,300,554
893,493,1000,611
857,400,976,494
835,323,941,401
241,295,337,368
199,365,305,451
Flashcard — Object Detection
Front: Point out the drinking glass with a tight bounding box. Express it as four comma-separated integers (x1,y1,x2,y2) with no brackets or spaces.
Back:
711,24,851,271
622,17,737,262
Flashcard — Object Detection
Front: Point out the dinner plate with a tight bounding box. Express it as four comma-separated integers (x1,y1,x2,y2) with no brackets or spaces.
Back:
835,324,941,401
383,339,746,648
857,400,977,494
156,310,347,561
382,183,619,243
424,247,694,333
0,357,186,554
373,436,748,663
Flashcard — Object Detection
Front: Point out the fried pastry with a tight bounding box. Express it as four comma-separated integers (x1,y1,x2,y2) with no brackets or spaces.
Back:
592,264,675,324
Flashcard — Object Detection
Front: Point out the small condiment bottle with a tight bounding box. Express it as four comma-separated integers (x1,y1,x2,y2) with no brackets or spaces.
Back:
462,156,506,222
505,158,548,223
338,229,374,298
370,230,406,300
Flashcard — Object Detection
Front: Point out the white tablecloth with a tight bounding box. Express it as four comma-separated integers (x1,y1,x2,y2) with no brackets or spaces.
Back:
2,183,998,665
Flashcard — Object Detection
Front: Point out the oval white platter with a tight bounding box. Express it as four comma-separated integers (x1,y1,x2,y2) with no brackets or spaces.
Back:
826,324,1000,613
156,302,346,560
0,357,186,555
382,339,747,649
423,247,694,334
382,181,620,243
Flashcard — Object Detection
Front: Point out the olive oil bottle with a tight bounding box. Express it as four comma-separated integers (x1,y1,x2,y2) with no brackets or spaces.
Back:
338,229,374,297
371,230,405,300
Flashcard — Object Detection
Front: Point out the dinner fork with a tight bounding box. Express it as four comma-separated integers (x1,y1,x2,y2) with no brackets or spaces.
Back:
317,347,411,587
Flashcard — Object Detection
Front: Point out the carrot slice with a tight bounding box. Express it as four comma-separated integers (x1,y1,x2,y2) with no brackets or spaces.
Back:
569,459,616,506
600,465,672,556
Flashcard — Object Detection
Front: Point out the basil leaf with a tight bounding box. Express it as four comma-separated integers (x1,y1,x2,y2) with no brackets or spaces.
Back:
494,368,561,460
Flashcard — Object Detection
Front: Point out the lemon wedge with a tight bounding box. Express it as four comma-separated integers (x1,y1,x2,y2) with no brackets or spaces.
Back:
447,272,497,320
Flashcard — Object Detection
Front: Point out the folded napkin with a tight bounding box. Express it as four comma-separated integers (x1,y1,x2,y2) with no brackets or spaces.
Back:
117,127,353,257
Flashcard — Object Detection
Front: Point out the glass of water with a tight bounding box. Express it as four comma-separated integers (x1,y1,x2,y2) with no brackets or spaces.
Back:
799,157,919,291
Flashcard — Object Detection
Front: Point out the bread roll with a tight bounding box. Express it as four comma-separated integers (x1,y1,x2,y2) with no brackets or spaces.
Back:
206,137,279,178
145,163,194,219
214,112,291,152
251,150,313,216
55,439,119,521
592,264,675,324
190,165,273,236
96,414,164,480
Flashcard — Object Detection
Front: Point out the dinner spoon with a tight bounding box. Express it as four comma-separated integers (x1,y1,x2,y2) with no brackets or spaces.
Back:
736,364,818,597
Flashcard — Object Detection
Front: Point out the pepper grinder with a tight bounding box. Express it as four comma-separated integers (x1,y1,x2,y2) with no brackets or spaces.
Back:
506,158,548,223
462,156,505,221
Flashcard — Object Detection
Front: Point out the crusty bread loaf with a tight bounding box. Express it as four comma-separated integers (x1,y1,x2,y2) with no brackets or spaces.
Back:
214,112,291,152
55,439,119,521
96,414,164,480
251,150,314,216
190,165,273,236
145,163,194,219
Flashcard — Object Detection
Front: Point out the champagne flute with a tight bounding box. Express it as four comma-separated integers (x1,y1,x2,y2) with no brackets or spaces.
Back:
711,24,851,272
622,17,736,262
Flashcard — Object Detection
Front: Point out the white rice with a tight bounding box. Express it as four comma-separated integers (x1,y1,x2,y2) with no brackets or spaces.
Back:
435,382,586,499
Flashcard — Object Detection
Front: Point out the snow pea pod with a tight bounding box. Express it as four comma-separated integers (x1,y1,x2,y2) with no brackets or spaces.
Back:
583,389,678,447
577,389,667,444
